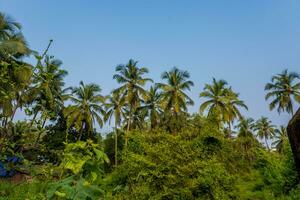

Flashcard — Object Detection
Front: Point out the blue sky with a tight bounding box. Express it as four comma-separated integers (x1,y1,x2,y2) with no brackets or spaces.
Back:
2,0,300,128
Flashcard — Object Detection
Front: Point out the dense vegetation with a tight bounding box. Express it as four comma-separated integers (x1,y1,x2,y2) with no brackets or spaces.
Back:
1,12,300,199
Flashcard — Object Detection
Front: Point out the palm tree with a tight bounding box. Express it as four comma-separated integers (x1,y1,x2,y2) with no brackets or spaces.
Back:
200,79,247,133
4,62,33,124
200,79,228,126
224,89,248,136
157,67,194,114
235,117,257,153
265,69,300,115
113,59,152,145
64,81,106,141
254,117,276,150
123,106,148,130
33,122,48,147
235,117,255,138
141,85,162,129
31,55,68,128
0,12,31,60
105,91,126,166
272,126,287,153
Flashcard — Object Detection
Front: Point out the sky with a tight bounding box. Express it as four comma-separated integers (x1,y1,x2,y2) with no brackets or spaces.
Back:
1,0,300,130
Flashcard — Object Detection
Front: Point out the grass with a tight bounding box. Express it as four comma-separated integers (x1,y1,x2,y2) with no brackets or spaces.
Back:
0,180,48,200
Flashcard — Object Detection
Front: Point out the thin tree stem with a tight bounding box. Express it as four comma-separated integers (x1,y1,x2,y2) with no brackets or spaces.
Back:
30,111,38,128
42,116,47,128
115,123,118,167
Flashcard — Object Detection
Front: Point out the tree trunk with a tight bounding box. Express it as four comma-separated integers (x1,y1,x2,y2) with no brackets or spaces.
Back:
65,129,69,143
1,117,8,137
3,117,8,129
41,117,47,128
9,94,21,124
287,107,300,176
114,124,118,167
125,116,131,147
265,137,270,151
78,121,85,141
34,116,47,147
30,111,38,128
10,105,18,123
228,122,232,138
35,131,43,148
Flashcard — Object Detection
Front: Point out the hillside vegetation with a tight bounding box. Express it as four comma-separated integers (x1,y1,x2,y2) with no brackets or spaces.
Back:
1,12,300,199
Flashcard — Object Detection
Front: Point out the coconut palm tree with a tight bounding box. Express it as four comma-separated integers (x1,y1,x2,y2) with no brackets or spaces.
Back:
123,106,148,130
0,58,34,132
105,91,126,166
254,117,276,150
224,89,248,136
265,69,300,115
64,81,106,141
272,126,287,153
0,12,31,60
113,59,152,146
200,79,247,134
235,117,255,138
235,117,258,157
30,55,68,128
4,62,32,121
157,67,194,115
140,85,162,129
200,78,228,125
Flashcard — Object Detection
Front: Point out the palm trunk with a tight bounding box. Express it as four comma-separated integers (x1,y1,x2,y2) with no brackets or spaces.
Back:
114,123,118,167
9,97,21,125
125,117,131,147
3,117,8,128
41,117,47,128
30,111,39,128
35,131,43,147
78,131,83,141
78,132,83,141
10,92,24,124
65,129,69,143
2,117,8,137
78,121,85,141
228,122,232,138
150,111,155,130
173,111,178,135
35,116,47,147
265,137,270,151
10,106,18,123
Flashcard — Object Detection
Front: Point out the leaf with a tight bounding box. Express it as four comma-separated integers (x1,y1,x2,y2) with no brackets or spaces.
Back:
64,158,86,175
91,171,98,182
54,191,66,198
93,148,109,163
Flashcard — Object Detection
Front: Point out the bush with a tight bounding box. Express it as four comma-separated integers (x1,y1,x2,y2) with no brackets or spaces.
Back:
103,126,239,199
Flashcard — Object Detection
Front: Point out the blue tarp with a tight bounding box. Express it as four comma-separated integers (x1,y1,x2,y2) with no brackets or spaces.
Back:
0,156,22,177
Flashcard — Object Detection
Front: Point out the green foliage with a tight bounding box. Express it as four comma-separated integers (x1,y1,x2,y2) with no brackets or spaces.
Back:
47,176,104,200
103,123,239,199
46,140,109,200
0,180,48,200
59,140,109,180
63,81,106,141
1,11,300,200
265,69,300,115
0,12,32,59
157,67,194,114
